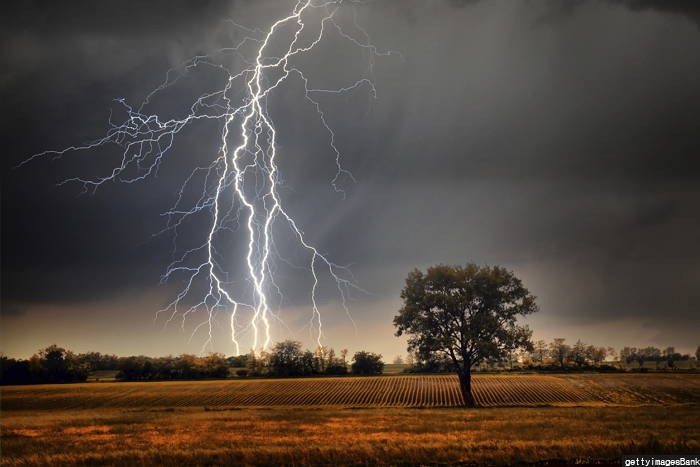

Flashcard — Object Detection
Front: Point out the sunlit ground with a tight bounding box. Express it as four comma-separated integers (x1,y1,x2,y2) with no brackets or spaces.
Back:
3,406,698,465
2,374,699,465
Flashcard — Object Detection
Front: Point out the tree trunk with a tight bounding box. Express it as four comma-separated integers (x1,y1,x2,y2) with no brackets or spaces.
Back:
457,368,476,407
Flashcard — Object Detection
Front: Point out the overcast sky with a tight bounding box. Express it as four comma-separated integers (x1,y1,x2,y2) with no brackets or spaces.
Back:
2,0,699,359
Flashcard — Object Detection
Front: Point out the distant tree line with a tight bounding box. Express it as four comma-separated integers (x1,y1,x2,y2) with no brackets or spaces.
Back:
0,346,231,384
1,341,385,385
618,346,693,370
2,340,695,385
115,353,230,381
0,345,90,385
526,339,614,370
236,341,384,378
402,338,699,373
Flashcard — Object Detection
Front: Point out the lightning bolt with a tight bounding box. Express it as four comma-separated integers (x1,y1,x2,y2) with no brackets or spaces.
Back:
19,0,396,354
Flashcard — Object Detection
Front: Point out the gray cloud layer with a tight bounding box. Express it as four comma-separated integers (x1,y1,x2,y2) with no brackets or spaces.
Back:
2,0,699,355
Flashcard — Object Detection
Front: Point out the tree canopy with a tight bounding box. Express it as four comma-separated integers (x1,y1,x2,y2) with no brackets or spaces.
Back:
394,263,538,405
351,351,384,375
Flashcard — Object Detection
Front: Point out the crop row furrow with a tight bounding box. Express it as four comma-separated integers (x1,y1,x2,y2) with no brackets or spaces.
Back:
6,374,698,410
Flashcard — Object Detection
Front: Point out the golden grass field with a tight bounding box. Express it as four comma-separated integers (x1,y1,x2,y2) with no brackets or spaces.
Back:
2,374,699,465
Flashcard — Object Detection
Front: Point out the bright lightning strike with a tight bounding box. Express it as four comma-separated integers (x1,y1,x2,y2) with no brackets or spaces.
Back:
19,0,396,354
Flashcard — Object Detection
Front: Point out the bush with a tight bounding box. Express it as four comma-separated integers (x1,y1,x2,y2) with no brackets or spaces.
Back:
325,361,348,375
235,369,249,377
227,355,249,368
351,351,384,375
0,357,32,385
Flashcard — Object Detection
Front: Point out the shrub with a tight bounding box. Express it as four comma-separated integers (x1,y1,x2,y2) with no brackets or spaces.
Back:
351,351,384,375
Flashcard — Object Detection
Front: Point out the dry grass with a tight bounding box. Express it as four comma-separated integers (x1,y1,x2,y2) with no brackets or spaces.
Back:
2,374,698,465
2,406,698,465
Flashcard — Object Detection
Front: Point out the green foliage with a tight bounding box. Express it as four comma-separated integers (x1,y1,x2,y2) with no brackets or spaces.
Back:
403,353,453,373
394,263,537,405
394,264,537,369
246,350,270,376
351,351,384,375
325,360,349,375
227,355,249,368
73,352,119,371
115,353,231,381
202,353,231,378
0,345,88,385
266,341,348,377
269,340,308,377
566,340,610,368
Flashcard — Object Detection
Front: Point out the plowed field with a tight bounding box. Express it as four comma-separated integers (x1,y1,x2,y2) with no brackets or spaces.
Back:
3,373,698,410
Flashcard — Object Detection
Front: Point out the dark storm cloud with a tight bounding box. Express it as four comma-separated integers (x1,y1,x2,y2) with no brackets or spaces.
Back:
615,0,700,28
2,0,238,36
2,0,699,355
0,0,237,307
319,0,700,336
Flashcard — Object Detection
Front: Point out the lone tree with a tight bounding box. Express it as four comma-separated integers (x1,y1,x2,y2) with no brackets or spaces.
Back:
394,264,538,406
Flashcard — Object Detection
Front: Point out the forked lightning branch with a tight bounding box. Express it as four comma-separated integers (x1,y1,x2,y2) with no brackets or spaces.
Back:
20,0,395,354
